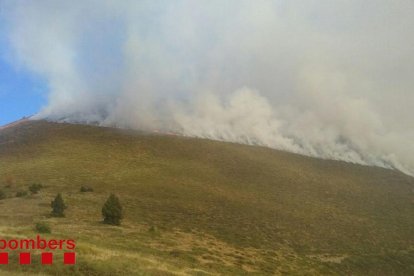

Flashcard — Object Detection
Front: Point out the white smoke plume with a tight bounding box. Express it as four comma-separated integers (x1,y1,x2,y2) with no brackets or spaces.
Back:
1,0,414,175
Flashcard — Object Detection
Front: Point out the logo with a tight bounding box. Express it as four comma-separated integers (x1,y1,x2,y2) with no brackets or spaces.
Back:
0,235,76,265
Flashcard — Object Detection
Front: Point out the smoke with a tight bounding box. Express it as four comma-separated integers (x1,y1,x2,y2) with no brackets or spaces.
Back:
2,0,414,175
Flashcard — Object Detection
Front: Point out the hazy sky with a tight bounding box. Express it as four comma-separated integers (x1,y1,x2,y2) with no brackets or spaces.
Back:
1,1,414,175
0,14,46,125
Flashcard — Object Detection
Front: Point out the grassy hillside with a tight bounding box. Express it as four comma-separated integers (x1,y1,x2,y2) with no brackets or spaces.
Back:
0,120,413,275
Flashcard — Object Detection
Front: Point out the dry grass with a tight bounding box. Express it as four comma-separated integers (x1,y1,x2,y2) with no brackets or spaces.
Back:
0,120,413,275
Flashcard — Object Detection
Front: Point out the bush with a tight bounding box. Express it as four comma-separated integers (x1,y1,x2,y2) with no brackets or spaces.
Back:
51,193,67,217
35,222,51,233
102,194,123,226
29,183,43,194
4,176,14,188
80,185,94,192
0,190,6,200
16,191,28,197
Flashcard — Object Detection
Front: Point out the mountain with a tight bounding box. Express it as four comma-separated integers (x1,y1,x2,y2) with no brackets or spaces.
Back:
0,120,413,275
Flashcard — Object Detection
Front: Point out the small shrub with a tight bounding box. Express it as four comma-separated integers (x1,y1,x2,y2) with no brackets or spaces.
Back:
16,191,28,197
29,183,43,194
51,193,67,217
0,190,6,200
102,194,123,226
80,185,94,192
169,249,183,258
4,175,14,188
35,222,51,233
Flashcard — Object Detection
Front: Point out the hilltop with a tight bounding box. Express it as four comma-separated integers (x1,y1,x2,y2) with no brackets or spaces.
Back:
0,120,413,275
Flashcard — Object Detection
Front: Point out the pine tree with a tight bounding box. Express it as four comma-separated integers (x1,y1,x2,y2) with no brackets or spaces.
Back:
102,194,123,225
51,193,67,217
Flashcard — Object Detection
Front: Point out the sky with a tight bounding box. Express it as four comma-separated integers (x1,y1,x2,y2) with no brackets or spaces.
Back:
0,14,46,125
0,0,413,175
0,50,47,126
0,20,42,125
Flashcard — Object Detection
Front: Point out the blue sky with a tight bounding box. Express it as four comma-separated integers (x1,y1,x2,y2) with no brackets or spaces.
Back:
0,26,47,126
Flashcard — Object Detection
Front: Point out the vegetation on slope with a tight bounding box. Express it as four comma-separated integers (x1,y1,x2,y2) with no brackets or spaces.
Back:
0,120,413,275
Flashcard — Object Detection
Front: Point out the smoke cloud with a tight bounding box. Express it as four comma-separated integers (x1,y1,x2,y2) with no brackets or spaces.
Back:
2,1,414,175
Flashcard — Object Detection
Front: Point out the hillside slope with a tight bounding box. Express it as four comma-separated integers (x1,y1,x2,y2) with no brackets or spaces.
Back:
0,120,413,275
